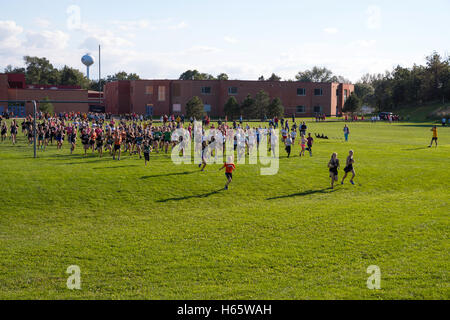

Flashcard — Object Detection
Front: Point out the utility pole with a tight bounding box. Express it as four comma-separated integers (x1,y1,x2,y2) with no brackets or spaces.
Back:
33,100,37,158
99,45,102,105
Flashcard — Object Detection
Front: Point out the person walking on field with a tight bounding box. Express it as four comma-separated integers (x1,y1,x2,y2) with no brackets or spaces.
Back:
306,133,314,157
343,125,350,142
341,150,356,185
328,153,340,189
428,126,438,148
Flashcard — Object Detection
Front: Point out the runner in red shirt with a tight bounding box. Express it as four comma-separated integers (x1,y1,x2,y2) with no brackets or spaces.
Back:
220,156,236,190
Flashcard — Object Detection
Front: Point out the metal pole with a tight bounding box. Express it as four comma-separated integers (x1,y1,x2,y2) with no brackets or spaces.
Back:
33,100,37,158
99,45,102,105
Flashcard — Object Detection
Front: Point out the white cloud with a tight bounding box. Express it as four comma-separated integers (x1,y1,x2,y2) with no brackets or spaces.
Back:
184,46,221,54
224,36,238,44
111,19,151,31
34,18,51,29
324,27,338,34
353,40,377,48
26,30,70,50
79,33,134,52
168,21,188,30
366,5,382,30
0,20,23,49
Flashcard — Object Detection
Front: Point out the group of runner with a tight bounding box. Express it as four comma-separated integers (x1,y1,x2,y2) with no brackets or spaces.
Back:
3,115,354,190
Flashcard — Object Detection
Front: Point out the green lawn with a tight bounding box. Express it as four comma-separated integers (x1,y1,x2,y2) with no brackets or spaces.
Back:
0,119,449,300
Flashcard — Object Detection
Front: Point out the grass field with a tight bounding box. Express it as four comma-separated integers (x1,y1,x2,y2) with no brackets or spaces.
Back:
0,119,449,300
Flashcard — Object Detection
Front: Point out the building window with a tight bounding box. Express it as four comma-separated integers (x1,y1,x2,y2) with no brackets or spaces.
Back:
296,106,306,113
314,106,322,113
201,87,212,95
228,87,238,95
173,104,181,112
336,89,339,96
158,86,166,101
314,88,323,96
344,89,348,102
204,104,212,113
145,86,153,95
297,88,306,96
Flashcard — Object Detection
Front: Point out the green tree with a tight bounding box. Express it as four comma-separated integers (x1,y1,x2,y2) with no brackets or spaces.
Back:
267,97,284,118
59,66,90,89
224,96,240,119
343,93,362,114
354,82,375,107
179,70,215,80
217,73,229,80
254,90,270,118
186,96,204,119
295,66,349,83
23,56,59,85
4,65,26,74
106,71,140,82
240,94,257,119
266,73,282,81
89,78,107,92
258,75,265,81
39,97,54,114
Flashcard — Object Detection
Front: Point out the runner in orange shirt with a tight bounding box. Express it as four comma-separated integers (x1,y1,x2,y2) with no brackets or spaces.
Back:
220,156,236,190
428,126,438,148
113,132,122,160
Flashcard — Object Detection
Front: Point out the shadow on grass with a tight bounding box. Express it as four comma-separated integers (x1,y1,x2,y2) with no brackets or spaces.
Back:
141,171,196,179
53,159,110,165
157,189,223,202
398,124,443,128
267,188,338,200
93,164,141,170
402,147,430,151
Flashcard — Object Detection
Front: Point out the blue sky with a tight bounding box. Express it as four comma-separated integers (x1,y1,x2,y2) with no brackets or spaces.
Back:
0,0,449,82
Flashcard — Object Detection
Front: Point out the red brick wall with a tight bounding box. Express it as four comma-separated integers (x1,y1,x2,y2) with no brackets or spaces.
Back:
171,80,221,117
8,88,89,115
105,79,354,117
130,80,171,116
0,75,9,111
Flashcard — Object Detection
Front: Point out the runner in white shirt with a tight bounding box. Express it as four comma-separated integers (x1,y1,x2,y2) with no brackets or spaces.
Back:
270,128,278,158
281,128,287,143
285,136,292,158
290,129,297,144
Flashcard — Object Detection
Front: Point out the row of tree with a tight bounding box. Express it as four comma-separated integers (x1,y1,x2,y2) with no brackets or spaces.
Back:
179,68,350,83
4,56,140,91
354,52,450,112
185,90,284,120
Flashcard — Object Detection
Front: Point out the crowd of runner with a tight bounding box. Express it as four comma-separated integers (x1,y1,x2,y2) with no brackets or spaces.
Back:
4,110,441,190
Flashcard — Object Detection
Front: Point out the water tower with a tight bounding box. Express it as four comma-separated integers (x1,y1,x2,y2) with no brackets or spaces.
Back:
81,53,95,80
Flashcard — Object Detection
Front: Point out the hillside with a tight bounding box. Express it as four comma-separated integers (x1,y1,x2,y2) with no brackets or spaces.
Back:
395,102,449,122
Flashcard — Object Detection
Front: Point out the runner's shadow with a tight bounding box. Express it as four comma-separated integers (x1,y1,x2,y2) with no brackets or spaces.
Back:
267,188,337,200
157,189,222,202
141,171,196,179
402,147,429,151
